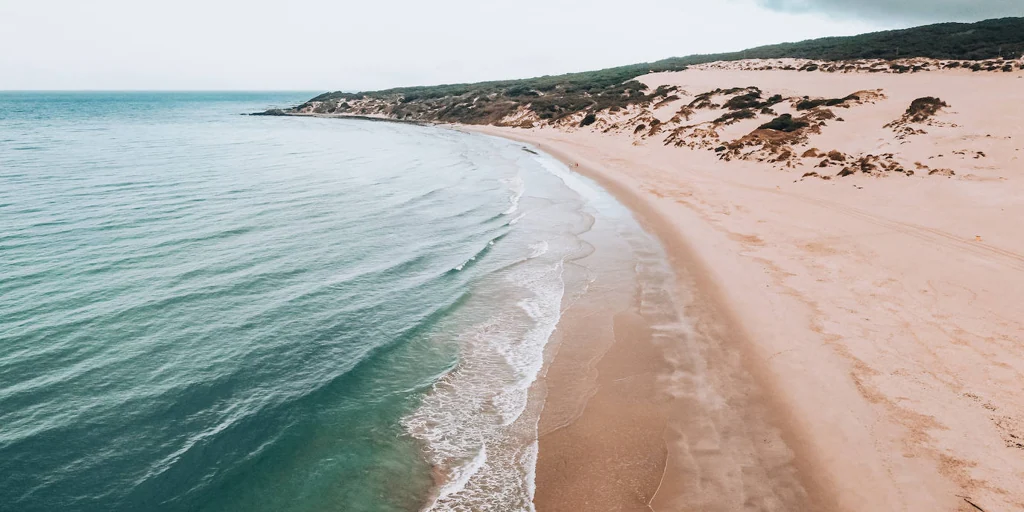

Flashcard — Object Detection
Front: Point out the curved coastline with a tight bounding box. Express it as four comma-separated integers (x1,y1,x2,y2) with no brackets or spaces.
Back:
257,113,833,509
464,126,830,511
464,125,831,509
274,62,1024,510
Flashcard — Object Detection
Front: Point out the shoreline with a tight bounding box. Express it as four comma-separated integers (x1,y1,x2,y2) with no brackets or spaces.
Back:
284,62,1024,510
522,163,673,511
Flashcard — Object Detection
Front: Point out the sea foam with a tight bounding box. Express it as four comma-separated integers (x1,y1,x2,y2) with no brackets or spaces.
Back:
403,259,565,512
501,175,525,215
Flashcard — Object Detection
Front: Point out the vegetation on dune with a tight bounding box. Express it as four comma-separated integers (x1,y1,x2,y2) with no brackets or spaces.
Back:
795,94,861,110
283,17,1024,125
306,61,692,109
714,108,759,125
298,67,676,125
884,96,951,137
758,114,810,133
905,97,949,122
721,89,782,110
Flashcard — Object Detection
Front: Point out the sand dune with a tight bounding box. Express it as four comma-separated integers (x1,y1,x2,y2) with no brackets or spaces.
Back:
472,63,1024,511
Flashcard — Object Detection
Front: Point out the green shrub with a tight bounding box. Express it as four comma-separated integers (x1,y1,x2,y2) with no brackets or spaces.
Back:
506,85,538,97
905,97,948,122
759,114,809,132
723,90,763,110
797,94,856,110
796,99,828,110
715,109,757,124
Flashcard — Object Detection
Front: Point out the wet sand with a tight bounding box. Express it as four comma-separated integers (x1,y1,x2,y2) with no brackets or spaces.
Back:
532,227,669,511
499,135,826,511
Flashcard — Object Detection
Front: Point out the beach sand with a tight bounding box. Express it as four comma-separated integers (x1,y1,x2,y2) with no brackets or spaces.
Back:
469,65,1024,511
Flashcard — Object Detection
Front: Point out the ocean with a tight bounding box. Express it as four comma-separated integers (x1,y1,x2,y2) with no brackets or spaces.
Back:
0,92,666,511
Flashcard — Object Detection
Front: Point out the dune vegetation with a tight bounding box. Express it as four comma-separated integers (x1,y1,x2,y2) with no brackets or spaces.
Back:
272,17,1024,126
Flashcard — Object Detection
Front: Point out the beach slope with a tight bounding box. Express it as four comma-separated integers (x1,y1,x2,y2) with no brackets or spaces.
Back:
472,64,1024,511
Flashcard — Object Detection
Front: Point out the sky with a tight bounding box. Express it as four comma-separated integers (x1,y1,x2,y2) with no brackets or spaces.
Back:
0,0,1020,91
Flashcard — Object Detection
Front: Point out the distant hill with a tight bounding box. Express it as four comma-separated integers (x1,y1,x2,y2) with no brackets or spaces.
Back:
285,17,1024,125
666,16,1024,64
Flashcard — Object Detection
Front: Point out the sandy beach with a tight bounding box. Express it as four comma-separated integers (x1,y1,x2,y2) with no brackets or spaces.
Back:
470,64,1024,512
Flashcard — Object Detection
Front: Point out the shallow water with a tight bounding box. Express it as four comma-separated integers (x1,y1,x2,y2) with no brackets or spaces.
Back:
0,93,663,511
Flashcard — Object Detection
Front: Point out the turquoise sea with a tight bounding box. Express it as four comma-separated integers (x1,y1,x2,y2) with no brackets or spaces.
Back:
0,92,659,511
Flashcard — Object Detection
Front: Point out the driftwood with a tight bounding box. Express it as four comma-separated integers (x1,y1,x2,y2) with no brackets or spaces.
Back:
956,495,985,511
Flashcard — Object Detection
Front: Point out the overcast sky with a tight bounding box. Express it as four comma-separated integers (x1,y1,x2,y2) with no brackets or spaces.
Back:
755,0,1023,23
0,0,1020,91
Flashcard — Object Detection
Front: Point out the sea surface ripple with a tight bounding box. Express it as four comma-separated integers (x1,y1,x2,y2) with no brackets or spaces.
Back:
2,92,598,512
